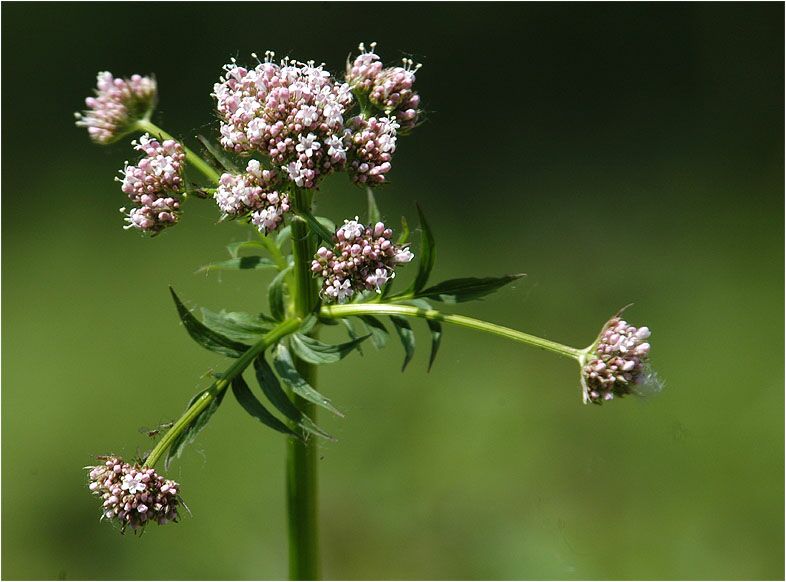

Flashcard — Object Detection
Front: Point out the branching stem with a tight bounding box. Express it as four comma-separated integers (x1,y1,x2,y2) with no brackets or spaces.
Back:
144,318,302,468
321,303,585,360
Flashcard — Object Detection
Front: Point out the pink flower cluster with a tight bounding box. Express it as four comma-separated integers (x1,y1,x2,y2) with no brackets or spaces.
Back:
119,133,185,234
75,72,157,144
213,54,353,189
87,456,180,533
346,43,422,131
582,317,652,404
311,218,414,302
214,160,290,234
346,116,399,184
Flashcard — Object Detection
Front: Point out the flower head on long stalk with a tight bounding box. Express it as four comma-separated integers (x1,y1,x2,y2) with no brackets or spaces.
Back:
75,72,157,144
581,314,658,404
86,456,181,533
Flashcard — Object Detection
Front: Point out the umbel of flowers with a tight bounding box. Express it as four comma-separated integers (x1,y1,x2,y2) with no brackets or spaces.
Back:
86,456,180,533
311,218,414,302
75,72,157,144
212,53,354,189
582,316,653,404
119,133,185,233
214,161,290,234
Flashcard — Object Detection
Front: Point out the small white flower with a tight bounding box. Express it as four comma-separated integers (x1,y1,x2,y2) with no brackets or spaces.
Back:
121,474,146,494
366,268,391,292
296,133,321,158
394,248,414,263
285,160,306,187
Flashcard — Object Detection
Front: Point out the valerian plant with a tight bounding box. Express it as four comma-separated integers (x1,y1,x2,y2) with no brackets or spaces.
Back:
78,44,660,579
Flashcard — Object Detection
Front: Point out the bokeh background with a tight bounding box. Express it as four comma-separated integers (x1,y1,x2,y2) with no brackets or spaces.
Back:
2,2,783,580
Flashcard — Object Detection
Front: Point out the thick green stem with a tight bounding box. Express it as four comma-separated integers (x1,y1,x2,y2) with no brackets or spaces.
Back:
135,119,221,185
287,189,320,580
144,318,302,468
321,303,584,360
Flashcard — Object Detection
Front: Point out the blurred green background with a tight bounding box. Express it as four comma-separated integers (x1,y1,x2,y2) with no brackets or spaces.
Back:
2,2,783,580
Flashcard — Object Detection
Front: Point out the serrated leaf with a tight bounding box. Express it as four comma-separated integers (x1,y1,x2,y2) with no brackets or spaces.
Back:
366,187,381,225
339,318,364,356
273,344,344,417
268,266,292,321
418,274,526,303
197,256,277,273
359,315,389,349
254,354,333,440
289,333,370,365
406,299,442,371
397,215,410,245
426,319,442,371
200,308,274,344
410,204,435,294
197,135,240,173
165,387,226,470
389,315,415,371
226,240,265,258
170,288,250,358
231,374,298,437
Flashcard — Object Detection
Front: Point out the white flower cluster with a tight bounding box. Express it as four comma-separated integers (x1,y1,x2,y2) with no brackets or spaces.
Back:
311,218,414,302
75,72,156,144
214,160,290,234
87,456,180,533
582,317,652,404
213,54,354,189
119,133,185,234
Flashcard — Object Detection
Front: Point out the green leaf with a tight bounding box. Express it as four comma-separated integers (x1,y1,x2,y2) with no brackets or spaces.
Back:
366,187,381,225
231,374,298,437
200,308,273,344
268,266,292,321
426,319,442,371
273,344,344,417
253,354,333,440
170,288,250,358
397,215,410,245
275,225,292,248
197,256,277,273
289,333,370,365
389,315,415,371
418,274,526,303
165,387,226,470
410,204,435,293
197,135,240,173
339,318,364,355
226,240,265,258
407,299,442,371
294,209,335,243
359,315,389,349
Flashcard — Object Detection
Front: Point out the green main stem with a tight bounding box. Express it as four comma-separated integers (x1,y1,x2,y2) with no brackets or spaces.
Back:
287,189,320,580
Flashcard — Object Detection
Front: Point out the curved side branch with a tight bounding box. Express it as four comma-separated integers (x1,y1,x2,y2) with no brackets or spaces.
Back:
321,303,584,360
144,318,303,467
